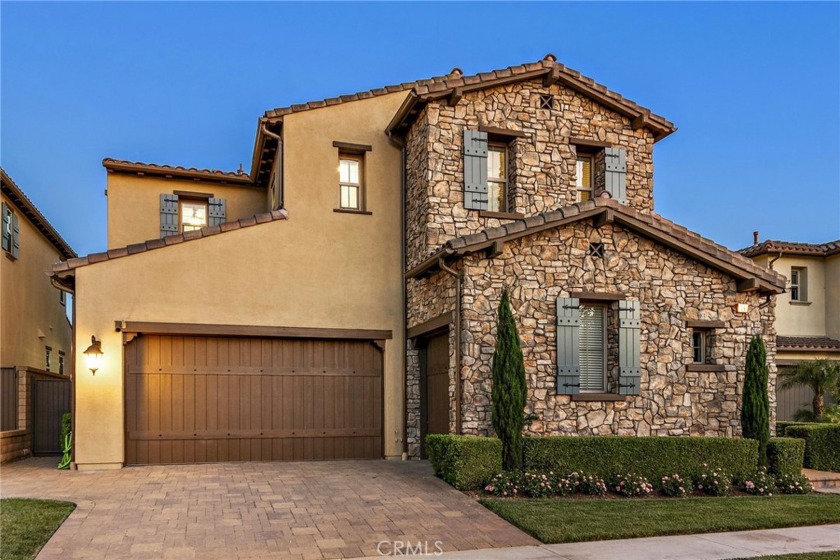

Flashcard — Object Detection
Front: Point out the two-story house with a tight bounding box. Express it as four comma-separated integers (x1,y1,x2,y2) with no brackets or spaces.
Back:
741,237,840,420
2,167,76,463
52,56,785,469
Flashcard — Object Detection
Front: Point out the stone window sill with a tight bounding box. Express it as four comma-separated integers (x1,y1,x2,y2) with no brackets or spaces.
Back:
333,208,373,216
686,364,727,372
478,211,524,220
571,393,629,402
789,300,812,306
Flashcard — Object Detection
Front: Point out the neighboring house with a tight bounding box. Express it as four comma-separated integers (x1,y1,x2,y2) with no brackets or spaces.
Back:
52,55,786,469
1,168,76,463
741,238,840,420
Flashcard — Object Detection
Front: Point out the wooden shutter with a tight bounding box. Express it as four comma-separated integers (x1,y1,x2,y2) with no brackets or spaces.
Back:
208,198,226,227
618,300,641,395
1,203,10,253
160,194,179,237
556,297,581,395
605,147,627,204
11,212,19,258
463,129,488,210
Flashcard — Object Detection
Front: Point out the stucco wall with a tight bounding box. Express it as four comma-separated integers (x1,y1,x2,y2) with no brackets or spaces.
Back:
106,175,267,249
74,92,409,468
825,255,840,340
771,255,826,336
404,79,656,269
1,193,72,371
406,221,776,454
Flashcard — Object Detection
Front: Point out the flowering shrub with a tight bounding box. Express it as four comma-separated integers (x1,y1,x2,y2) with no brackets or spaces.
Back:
695,464,731,496
740,468,775,496
608,473,654,497
520,472,555,498
775,473,812,494
554,472,581,496
576,472,608,496
484,471,522,497
658,474,689,497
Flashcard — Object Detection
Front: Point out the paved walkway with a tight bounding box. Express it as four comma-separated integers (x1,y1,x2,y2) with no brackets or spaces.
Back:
804,469,840,494
0,457,536,559
427,524,840,559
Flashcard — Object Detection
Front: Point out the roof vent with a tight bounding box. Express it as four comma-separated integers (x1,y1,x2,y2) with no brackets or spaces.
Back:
543,53,557,62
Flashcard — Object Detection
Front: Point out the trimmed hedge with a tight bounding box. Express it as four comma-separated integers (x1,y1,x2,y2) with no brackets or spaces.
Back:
784,424,840,471
426,434,763,489
775,421,808,436
524,436,758,481
767,437,805,477
425,434,501,490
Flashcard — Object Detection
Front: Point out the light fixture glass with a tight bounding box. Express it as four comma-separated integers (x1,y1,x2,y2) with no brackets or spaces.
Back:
83,335,103,375
736,303,749,314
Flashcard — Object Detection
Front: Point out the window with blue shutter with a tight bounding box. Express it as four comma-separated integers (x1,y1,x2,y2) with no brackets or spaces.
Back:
463,130,489,210
1,202,11,253
160,194,179,238
556,297,581,394
208,198,226,227
11,212,20,259
604,147,627,204
618,300,641,395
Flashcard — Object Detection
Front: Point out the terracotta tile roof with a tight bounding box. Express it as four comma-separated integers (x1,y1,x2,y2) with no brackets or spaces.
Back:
53,209,288,274
777,336,840,353
408,198,786,294
739,239,840,258
103,159,254,185
264,55,675,140
1,167,76,260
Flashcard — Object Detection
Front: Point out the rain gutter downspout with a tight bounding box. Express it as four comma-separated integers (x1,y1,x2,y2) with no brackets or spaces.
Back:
438,258,462,435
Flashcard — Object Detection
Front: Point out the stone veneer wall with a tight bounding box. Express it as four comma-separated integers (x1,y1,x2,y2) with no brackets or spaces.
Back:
405,268,458,457
405,221,777,456
404,78,656,269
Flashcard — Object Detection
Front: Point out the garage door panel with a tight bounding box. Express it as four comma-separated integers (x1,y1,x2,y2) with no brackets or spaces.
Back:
126,335,383,464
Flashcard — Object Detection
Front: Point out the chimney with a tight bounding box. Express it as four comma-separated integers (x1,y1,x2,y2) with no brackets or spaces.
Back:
753,231,759,245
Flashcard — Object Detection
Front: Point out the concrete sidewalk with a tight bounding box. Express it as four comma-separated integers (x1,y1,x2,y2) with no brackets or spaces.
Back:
427,524,840,559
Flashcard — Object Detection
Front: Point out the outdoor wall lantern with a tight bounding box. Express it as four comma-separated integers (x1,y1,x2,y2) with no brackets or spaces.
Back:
735,303,749,314
83,336,103,375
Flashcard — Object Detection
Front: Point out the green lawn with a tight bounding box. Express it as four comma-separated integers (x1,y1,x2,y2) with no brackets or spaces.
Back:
480,494,840,544
0,499,75,560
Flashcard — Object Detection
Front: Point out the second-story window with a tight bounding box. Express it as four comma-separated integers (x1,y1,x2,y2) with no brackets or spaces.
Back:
45,346,52,371
180,200,208,232
2,202,19,259
576,155,594,202
487,144,508,212
790,267,807,302
339,155,363,210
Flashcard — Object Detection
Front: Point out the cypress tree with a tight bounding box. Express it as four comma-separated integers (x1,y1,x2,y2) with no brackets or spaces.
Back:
741,335,770,466
491,289,527,471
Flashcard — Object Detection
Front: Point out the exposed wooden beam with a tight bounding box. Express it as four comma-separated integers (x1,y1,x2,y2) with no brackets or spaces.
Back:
737,278,759,292
448,87,463,106
593,209,614,228
486,240,504,259
114,321,392,340
543,66,560,86
686,320,726,328
407,312,454,339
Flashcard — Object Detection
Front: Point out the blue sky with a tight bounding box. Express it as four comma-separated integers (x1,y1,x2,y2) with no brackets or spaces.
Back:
2,2,838,257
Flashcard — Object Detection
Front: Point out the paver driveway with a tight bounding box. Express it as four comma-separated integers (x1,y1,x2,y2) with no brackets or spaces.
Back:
1,457,536,559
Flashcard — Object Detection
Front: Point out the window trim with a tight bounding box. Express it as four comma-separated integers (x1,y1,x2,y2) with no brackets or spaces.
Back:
178,198,209,233
45,346,52,372
691,330,707,364
58,351,66,375
337,152,366,212
575,154,594,202
790,266,808,302
579,301,607,393
487,142,509,213
59,290,66,306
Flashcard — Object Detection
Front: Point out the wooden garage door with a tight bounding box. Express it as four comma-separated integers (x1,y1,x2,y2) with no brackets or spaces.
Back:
125,335,383,464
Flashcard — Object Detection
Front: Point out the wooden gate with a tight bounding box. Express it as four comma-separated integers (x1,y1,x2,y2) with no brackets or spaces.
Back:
33,378,71,455
125,334,383,464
